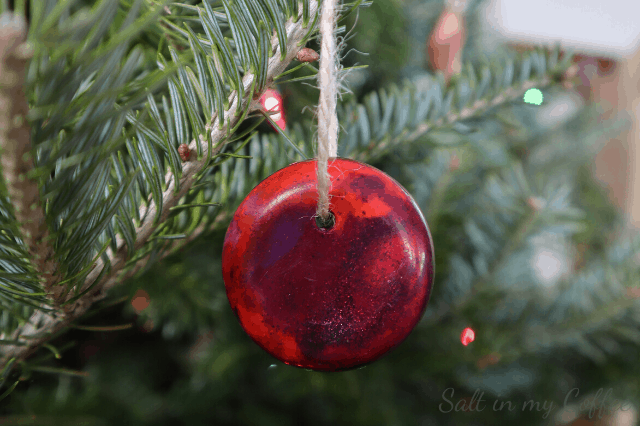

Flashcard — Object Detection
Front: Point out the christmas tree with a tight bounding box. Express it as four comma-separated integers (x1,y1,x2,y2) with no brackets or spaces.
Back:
1,0,639,424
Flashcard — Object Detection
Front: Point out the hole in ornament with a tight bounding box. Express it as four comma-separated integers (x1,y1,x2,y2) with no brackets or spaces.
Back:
315,211,335,229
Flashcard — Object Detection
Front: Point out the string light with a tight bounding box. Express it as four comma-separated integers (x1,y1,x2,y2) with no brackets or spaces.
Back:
523,88,543,105
460,327,475,346
260,88,286,130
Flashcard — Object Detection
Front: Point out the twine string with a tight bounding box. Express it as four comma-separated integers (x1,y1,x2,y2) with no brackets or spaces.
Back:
316,0,339,227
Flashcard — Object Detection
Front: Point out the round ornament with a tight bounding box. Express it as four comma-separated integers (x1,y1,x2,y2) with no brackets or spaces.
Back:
222,157,435,371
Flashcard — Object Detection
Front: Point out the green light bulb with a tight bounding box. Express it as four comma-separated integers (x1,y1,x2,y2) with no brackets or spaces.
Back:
523,88,543,105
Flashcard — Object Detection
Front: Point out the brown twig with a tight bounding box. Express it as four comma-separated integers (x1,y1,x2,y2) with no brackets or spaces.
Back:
0,1,320,372
0,15,64,305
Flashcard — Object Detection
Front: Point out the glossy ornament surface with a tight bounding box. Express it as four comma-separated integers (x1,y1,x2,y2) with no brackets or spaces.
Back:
222,158,435,371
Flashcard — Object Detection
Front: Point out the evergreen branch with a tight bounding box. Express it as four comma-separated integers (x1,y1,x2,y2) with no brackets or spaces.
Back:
0,380,18,402
454,208,540,312
549,295,639,338
28,365,90,377
0,216,206,381
0,0,320,374
0,14,64,305
70,324,133,332
519,269,640,362
102,214,225,304
351,76,551,162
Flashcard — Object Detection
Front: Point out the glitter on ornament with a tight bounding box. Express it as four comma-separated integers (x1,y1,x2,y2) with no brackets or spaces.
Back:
461,327,475,346
259,88,286,130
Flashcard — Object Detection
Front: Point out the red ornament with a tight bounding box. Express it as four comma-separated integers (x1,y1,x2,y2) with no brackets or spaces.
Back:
460,327,475,346
222,158,435,371
259,88,286,131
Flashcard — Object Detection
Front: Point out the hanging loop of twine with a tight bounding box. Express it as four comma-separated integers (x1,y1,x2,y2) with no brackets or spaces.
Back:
315,0,339,228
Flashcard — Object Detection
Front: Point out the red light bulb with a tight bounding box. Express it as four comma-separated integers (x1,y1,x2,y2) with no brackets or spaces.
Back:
259,88,286,130
460,327,475,346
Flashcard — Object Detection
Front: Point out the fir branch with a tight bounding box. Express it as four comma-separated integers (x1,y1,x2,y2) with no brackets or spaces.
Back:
104,211,226,300
352,76,551,162
0,14,63,303
0,1,320,374
455,208,541,310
